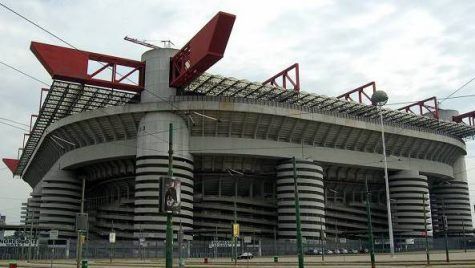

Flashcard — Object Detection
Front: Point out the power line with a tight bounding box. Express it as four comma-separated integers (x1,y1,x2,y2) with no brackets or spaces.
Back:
0,60,49,86
0,2,76,49
440,76,475,105
0,121,29,131
0,117,29,127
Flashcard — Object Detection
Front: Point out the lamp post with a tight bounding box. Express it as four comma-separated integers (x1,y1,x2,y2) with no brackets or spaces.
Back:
371,90,394,256
292,157,305,268
365,178,376,268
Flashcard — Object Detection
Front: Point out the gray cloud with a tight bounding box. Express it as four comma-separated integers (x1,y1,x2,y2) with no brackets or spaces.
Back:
1,0,475,224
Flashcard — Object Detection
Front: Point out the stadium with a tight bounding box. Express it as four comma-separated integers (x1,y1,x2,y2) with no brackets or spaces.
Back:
3,11,475,247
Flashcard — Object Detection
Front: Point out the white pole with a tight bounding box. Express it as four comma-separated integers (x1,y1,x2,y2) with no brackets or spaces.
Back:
379,108,394,256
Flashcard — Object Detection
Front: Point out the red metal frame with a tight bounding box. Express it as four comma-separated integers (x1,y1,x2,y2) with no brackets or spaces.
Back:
29,114,38,132
2,158,19,174
398,96,439,119
170,11,236,88
39,88,49,111
30,42,145,92
337,81,376,105
263,63,300,92
453,110,475,126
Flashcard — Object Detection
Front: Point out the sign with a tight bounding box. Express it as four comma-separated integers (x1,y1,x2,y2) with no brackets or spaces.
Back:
0,239,37,247
405,238,415,245
244,236,252,243
109,232,116,243
209,240,241,249
232,223,240,238
76,213,89,231
139,238,146,246
49,229,59,240
160,176,181,213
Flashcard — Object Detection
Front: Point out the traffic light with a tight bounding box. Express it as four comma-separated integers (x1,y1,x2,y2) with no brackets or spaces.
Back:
160,176,181,213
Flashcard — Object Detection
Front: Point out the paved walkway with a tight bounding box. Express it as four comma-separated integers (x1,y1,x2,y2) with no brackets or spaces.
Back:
2,250,475,267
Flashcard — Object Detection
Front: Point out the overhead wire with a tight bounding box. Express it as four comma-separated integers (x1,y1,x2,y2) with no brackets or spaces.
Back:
0,59,49,86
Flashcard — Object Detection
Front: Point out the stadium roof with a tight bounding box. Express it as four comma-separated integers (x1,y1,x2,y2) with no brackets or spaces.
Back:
16,74,475,176
184,73,475,139
16,80,137,175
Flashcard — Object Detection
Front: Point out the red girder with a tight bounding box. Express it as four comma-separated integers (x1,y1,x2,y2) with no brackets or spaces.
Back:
2,158,19,174
30,42,145,92
263,63,300,92
398,96,439,119
170,11,236,88
337,81,376,105
453,110,475,126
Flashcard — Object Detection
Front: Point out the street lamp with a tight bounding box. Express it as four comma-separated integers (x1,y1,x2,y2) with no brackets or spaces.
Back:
371,90,395,256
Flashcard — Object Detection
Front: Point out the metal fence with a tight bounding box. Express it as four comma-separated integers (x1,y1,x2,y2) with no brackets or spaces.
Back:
1,237,474,261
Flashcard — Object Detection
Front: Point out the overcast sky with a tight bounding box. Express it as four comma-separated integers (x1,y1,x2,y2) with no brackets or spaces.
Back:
1,0,475,224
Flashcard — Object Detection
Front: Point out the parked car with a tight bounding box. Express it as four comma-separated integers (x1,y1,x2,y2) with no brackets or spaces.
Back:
334,248,341,254
237,252,253,260
305,248,320,255
325,249,334,254
359,248,369,253
339,248,348,254
350,249,358,254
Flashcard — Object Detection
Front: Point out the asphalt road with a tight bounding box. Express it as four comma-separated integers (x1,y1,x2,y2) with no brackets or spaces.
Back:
3,250,475,267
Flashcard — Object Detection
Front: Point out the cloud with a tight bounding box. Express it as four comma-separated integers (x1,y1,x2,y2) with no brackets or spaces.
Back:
0,0,475,224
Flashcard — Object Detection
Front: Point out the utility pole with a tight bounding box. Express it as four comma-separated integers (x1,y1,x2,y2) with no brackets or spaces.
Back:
76,177,86,268
27,211,34,262
462,216,466,253
320,222,325,262
292,157,305,268
442,199,449,263
178,220,184,268
233,177,238,265
166,123,174,268
365,178,376,268
422,193,430,265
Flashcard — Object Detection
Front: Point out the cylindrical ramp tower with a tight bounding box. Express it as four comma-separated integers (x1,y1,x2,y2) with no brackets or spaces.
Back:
39,166,81,238
134,112,194,241
431,180,472,236
389,170,432,238
276,159,325,240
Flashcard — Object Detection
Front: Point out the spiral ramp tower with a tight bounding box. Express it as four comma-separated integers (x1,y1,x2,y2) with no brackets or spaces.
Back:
276,159,325,240
389,170,432,238
38,166,81,238
134,112,194,241
431,180,472,236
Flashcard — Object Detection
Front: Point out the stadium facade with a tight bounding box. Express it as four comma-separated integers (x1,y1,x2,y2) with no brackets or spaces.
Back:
7,12,475,244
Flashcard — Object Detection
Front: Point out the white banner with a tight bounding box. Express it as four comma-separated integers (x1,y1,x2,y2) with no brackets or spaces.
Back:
209,240,241,249
0,239,38,247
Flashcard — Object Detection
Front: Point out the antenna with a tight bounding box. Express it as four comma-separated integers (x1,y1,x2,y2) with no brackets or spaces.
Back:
124,36,160,49
160,40,175,48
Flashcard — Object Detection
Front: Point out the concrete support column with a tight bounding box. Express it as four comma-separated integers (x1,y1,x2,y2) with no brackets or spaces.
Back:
134,112,194,241
389,170,432,238
276,159,325,240
39,163,81,239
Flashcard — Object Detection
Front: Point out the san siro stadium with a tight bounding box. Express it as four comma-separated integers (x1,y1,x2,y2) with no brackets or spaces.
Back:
5,12,475,247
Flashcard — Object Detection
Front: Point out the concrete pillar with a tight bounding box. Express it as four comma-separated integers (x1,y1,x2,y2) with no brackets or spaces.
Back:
39,163,81,239
389,170,432,238
276,159,325,240
133,112,194,241
140,48,178,103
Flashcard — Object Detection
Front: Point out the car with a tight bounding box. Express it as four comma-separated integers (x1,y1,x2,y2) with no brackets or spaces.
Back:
325,249,334,254
359,248,369,254
334,249,341,254
237,252,253,260
305,248,319,255
350,249,358,254
339,248,348,254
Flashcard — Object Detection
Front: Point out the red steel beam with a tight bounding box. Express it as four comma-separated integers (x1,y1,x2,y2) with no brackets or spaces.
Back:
398,96,439,119
2,158,19,174
170,11,236,88
263,63,300,92
337,81,376,105
30,42,145,92
453,110,475,126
